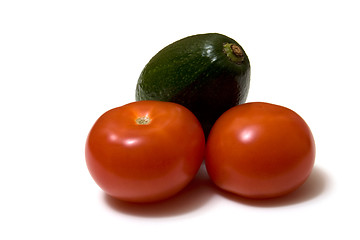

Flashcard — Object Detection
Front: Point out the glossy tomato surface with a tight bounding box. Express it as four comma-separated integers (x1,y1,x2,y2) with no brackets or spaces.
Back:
205,102,315,199
85,101,205,203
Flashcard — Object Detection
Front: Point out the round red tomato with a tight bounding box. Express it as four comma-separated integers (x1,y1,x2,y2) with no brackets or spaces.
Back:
85,100,205,203
205,102,315,199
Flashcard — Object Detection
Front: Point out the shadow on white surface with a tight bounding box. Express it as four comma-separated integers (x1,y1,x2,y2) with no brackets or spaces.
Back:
215,166,330,207
103,164,214,217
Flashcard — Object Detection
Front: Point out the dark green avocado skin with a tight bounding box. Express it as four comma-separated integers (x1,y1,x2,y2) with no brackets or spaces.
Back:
136,33,251,137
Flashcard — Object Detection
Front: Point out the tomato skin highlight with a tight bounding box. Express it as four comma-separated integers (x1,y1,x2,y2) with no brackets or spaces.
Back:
85,101,205,203
205,102,316,199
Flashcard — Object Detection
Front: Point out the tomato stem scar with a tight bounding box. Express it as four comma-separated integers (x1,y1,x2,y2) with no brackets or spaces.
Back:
136,116,151,125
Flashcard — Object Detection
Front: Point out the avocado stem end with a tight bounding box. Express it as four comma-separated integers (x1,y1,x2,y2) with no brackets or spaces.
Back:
223,43,244,64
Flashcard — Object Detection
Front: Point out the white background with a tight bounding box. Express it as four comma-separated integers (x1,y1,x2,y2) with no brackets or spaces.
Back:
1,0,359,239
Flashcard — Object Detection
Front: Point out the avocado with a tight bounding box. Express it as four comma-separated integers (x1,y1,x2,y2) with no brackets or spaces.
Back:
136,33,251,137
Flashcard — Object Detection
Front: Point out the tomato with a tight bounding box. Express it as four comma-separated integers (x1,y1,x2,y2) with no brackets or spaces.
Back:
205,102,315,199
85,101,205,203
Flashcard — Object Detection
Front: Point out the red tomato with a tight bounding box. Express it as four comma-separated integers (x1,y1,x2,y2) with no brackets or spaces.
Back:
85,101,205,203
205,102,315,199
